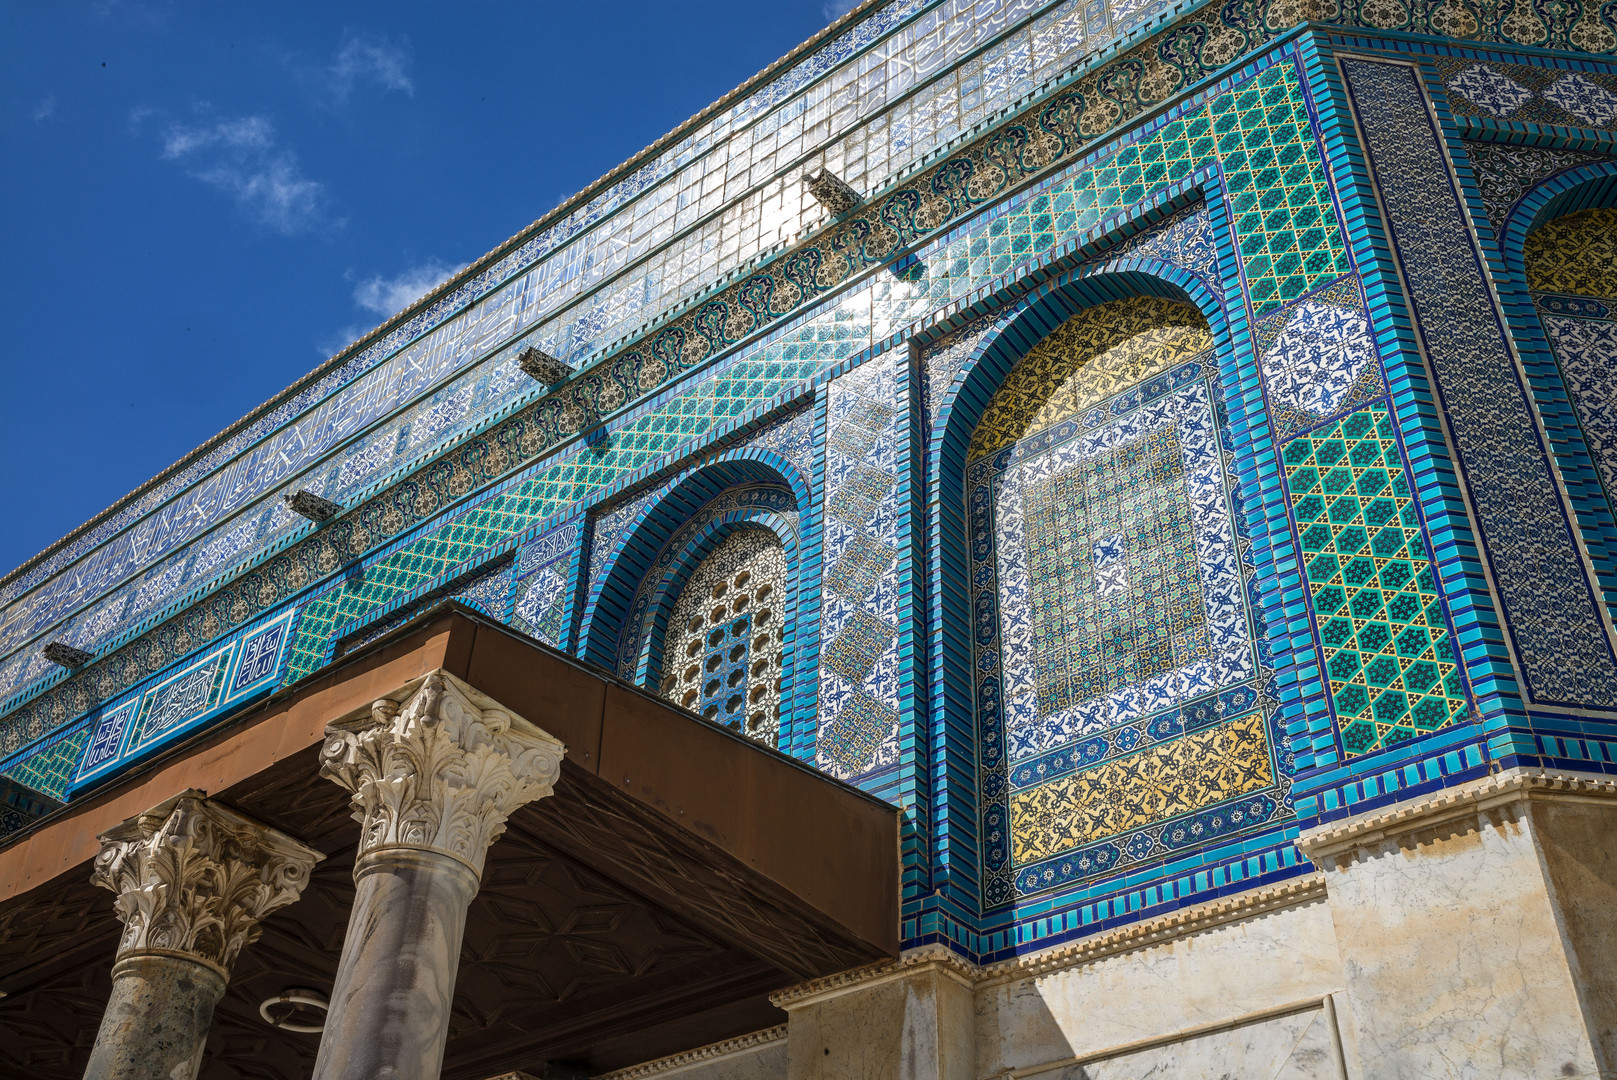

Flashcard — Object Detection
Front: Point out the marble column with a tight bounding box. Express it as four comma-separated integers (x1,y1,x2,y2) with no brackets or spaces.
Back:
84,790,323,1080
310,670,566,1080
1297,768,1617,1080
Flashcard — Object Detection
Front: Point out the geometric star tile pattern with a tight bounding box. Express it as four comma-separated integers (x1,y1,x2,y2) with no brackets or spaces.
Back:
1283,404,1469,755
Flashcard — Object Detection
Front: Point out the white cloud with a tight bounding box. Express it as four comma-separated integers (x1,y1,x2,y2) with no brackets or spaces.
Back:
33,96,57,123
316,322,375,358
330,33,414,98
316,257,465,355
155,112,339,235
293,32,414,106
350,258,466,318
822,0,861,22
161,114,273,158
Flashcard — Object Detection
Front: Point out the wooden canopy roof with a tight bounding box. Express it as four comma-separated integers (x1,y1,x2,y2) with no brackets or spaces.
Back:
0,606,898,1079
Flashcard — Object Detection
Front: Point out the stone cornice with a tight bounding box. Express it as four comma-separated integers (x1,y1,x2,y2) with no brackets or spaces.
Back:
768,942,977,1008
592,1026,789,1080
978,873,1328,985
91,790,323,977
319,670,566,875
770,876,1325,1007
1295,767,1617,863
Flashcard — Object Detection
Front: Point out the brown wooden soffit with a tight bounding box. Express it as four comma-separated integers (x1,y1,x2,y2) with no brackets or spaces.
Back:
0,604,899,1079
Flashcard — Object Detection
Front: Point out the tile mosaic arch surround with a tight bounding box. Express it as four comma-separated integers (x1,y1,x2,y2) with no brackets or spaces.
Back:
968,298,1291,906
1342,56,1617,708
1463,142,1615,237
0,50,1351,773
1528,208,1617,512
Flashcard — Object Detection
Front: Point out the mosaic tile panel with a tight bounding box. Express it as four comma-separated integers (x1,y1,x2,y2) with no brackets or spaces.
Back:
334,557,516,658
0,724,90,802
510,524,583,647
1336,0,1617,51
1255,274,1385,441
1107,201,1221,291
1529,208,1617,511
923,314,1004,430
1282,404,1469,754
1019,426,1202,712
1342,57,1617,707
69,606,299,791
1462,142,1612,235
970,298,1288,905
1438,58,1617,131
658,528,789,745
818,351,907,780
1010,709,1273,862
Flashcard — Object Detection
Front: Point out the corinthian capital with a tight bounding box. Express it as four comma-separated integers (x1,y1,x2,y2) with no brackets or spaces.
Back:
319,670,566,874
92,791,323,976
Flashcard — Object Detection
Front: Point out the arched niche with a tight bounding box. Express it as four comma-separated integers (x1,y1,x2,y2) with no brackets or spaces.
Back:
579,457,805,749
934,273,1289,911
1522,204,1617,507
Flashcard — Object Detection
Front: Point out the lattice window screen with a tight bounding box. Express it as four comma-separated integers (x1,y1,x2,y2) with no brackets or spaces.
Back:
658,528,788,747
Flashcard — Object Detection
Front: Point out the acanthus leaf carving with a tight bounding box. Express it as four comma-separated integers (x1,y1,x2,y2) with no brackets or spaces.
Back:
90,790,323,975
319,669,566,874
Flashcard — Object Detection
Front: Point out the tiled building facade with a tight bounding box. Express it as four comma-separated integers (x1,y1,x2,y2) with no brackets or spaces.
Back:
3,0,1616,1075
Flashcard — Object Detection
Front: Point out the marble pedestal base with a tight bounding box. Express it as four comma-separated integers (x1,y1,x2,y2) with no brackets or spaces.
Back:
780,956,975,1080
1299,769,1617,1080
82,953,227,1080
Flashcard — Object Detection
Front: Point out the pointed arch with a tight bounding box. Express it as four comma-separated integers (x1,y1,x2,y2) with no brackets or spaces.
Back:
924,263,1298,911
576,454,806,747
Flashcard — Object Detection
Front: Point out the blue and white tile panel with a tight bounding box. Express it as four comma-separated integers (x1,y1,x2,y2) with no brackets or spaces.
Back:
70,606,299,792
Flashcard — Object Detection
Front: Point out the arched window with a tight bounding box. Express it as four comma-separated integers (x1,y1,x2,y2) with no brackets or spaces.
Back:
1525,207,1617,506
657,527,788,746
968,295,1284,902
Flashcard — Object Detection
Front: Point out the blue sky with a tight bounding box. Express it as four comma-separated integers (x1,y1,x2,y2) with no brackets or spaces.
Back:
0,0,857,576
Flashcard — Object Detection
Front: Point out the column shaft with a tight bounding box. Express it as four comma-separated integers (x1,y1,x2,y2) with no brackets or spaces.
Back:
83,955,227,1080
312,849,481,1080
309,671,565,1079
